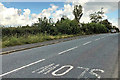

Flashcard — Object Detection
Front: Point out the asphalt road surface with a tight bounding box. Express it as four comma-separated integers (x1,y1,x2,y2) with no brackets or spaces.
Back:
1,33,119,79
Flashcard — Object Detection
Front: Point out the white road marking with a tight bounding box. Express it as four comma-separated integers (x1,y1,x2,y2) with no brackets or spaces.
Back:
32,63,60,74
77,67,89,78
37,63,59,74
58,46,78,55
89,69,104,79
52,65,73,76
0,59,45,77
77,67,104,78
95,38,101,41
43,64,60,74
32,63,55,73
83,41,92,45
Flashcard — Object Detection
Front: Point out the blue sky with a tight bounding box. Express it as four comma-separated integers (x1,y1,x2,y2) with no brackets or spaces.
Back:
3,2,117,15
2,2,65,14
0,2,119,27
106,10,118,21
2,2,118,19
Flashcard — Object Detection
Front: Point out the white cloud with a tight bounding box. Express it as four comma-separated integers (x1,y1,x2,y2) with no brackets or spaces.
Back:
109,19,118,27
51,1,118,28
52,4,75,22
0,3,58,26
38,4,58,19
23,9,30,16
0,2,33,26
84,2,118,28
52,10,63,22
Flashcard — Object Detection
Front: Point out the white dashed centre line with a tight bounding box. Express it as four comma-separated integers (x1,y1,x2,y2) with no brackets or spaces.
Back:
95,38,101,41
0,59,45,77
83,41,92,45
58,46,78,55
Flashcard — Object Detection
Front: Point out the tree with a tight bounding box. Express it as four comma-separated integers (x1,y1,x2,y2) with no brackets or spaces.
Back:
55,17,81,34
81,23,108,34
90,12,100,23
89,8,104,23
113,26,119,32
100,19,112,31
61,15,68,21
73,5,83,23
49,18,54,24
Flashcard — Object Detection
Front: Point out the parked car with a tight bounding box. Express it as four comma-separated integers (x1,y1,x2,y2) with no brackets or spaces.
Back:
110,29,116,33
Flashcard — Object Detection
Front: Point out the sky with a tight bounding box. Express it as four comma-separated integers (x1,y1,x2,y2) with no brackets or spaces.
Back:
0,0,119,29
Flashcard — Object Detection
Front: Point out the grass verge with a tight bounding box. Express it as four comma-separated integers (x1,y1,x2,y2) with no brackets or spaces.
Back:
2,33,74,48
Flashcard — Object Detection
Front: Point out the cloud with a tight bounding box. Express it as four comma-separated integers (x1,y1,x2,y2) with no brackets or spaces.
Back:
38,4,58,19
0,3,58,26
65,0,118,28
23,9,30,16
68,1,118,28
109,19,118,28
0,2,32,26
80,2,117,23
52,1,118,28
52,4,75,22
83,2,118,28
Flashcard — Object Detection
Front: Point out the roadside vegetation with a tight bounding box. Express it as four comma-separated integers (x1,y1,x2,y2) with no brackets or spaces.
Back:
2,33,74,48
2,5,119,48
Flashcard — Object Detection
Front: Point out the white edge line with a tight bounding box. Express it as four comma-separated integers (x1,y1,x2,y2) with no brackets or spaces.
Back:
58,46,78,55
0,59,45,77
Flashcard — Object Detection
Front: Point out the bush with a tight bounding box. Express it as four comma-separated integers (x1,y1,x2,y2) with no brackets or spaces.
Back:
81,23,108,34
2,26,42,37
56,19,81,34
2,17,110,48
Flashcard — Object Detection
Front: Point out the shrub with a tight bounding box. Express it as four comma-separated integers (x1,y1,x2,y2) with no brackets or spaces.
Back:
81,23,108,34
56,19,81,34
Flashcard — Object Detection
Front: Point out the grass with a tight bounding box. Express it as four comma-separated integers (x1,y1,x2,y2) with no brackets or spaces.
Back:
2,33,74,48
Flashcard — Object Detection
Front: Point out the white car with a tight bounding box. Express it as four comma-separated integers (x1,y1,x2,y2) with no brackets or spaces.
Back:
110,29,116,33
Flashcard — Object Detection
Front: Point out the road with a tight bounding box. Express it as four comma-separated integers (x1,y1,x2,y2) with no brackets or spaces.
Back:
1,33,119,79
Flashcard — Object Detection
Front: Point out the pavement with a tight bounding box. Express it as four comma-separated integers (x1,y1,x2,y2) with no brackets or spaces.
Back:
0,33,119,79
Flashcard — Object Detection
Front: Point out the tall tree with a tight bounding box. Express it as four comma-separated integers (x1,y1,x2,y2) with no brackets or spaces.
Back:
90,8,104,23
73,5,83,23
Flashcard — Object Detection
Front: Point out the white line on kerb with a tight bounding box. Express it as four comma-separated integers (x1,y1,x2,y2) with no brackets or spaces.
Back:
58,46,78,55
0,59,45,77
83,41,92,45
